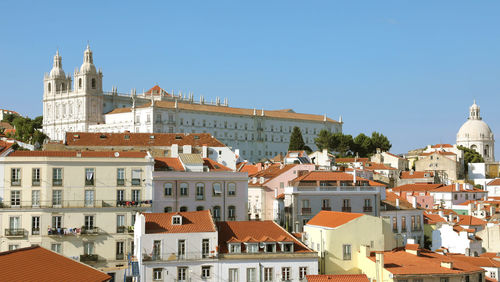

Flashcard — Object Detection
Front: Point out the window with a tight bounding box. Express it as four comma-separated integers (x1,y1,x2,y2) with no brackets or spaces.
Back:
343,244,351,260
177,267,188,281
402,216,407,231
85,168,94,186
247,268,256,282
196,183,205,200
364,198,371,207
202,239,209,258
117,190,125,205
153,240,161,259
164,183,173,196
180,183,188,196
52,190,62,206
132,190,140,202
213,206,221,221
229,269,239,282
116,241,124,260
299,267,308,280
196,206,204,211
53,168,63,186
265,243,276,253
246,243,258,253
213,183,222,196
51,243,61,253
413,279,423,282
91,78,96,89
178,240,186,259
282,243,293,252
116,215,125,233
85,215,94,230
201,266,211,279
392,216,398,232
180,206,188,212
454,194,458,200
411,216,416,231
52,216,62,229
117,168,125,186
322,199,330,209
84,242,94,255
416,216,421,230
84,190,94,207
11,190,20,207
32,216,40,235
282,267,291,281
228,183,236,196
9,245,19,251
48,82,52,92
153,268,162,280
172,216,182,225
464,276,470,282
343,199,351,208
264,268,273,282
440,278,449,282
229,243,241,253
32,168,40,186
164,206,172,212
131,169,141,186
11,168,21,186
228,206,236,220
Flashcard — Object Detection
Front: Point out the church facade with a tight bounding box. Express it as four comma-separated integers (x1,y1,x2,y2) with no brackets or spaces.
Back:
42,47,342,161
456,101,495,162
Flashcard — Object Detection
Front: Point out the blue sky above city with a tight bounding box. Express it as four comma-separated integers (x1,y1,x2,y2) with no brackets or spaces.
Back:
1,1,499,156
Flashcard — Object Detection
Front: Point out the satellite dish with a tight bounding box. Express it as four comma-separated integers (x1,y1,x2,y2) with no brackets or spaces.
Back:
114,152,120,158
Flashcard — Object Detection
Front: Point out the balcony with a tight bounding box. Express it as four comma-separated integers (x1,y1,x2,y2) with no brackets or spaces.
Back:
131,179,141,186
117,179,125,186
286,185,381,194
80,254,98,262
5,228,25,238
301,208,311,214
142,252,216,262
116,253,125,260
363,206,373,212
0,200,152,209
321,206,331,211
32,228,40,235
342,207,352,212
196,195,204,200
48,228,71,236
81,227,100,235
52,179,63,186
11,179,21,186
32,179,40,186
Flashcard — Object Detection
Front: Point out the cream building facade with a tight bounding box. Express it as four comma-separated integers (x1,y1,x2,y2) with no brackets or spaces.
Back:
42,47,342,162
0,151,154,280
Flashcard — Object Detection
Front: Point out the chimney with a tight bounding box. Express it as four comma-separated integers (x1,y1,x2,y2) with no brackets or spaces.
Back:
455,183,460,191
396,198,400,209
171,144,179,158
412,197,417,208
202,145,208,158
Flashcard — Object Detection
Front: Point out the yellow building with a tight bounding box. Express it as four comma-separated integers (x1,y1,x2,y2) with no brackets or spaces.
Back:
0,150,154,279
303,211,395,274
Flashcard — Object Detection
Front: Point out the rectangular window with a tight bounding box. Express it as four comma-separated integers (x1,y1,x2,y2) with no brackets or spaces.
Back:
343,244,351,260
52,190,62,206
132,190,141,202
84,215,94,229
229,269,239,282
32,190,40,207
84,190,94,207
393,216,398,232
177,267,187,281
116,241,124,260
322,199,330,209
51,243,61,253
180,183,188,196
196,184,205,200
264,268,273,282
228,183,236,196
416,216,422,230
117,168,125,186
178,240,186,259
11,168,21,186
282,267,291,281
52,168,63,186
299,267,308,280
117,190,125,205
32,168,40,186
153,240,161,260
247,268,256,282
213,183,222,196
411,216,416,231
246,244,258,253
402,216,407,231
10,190,20,207
164,183,172,196
52,216,62,229
32,216,40,235
131,169,141,186
153,268,162,280
85,168,94,186
84,242,94,255
201,266,211,279
440,278,449,282
202,239,209,258
9,245,19,251
117,215,125,233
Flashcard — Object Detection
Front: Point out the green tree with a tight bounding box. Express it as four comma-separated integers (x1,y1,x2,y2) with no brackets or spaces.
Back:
288,126,306,151
3,115,46,146
352,133,372,157
369,131,392,153
332,132,354,157
314,129,333,151
458,145,484,178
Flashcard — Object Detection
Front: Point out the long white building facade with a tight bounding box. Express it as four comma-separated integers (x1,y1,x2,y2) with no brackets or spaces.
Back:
42,46,342,162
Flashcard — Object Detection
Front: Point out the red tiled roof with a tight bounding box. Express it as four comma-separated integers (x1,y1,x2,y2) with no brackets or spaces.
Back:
457,215,487,226
446,254,500,268
480,252,500,259
251,164,296,180
384,152,404,159
144,211,216,234
392,183,443,192
276,193,285,199
144,85,171,96
431,144,454,148
431,184,486,193
65,132,226,147
306,211,364,229
292,171,385,186
216,220,313,253
203,158,232,171
487,179,500,186
0,246,110,282
368,247,484,275
306,274,369,282
239,163,260,175
424,213,446,224
364,162,397,171
420,151,456,156
8,150,147,158
335,158,369,163
400,171,434,179
382,192,417,210
0,140,14,155
155,157,185,171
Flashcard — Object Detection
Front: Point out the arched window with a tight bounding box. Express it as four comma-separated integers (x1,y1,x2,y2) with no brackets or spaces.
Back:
48,82,51,92
196,183,205,200
228,206,236,220
91,78,96,89
164,183,173,196
196,206,204,211
213,206,221,221
485,145,490,157
78,78,82,89
164,206,172,213
212,183,222,196
180,206,188,212
228,183,236,196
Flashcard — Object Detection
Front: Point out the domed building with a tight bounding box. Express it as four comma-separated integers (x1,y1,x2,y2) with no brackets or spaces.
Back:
456,101,495,162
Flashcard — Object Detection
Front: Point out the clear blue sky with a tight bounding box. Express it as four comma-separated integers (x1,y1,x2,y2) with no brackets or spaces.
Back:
1,1,499,156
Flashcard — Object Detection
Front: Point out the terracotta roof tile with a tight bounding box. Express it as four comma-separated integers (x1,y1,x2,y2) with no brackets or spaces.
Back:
392,183,443,192
216,220,312,253
382,192,417,210
335,158,369,163
457,215,487,226
144,85,171,96
431,144,454,148
238,163,260,175
144,210,216,234
384,152,404,159
424,213,446,224
400,171,434,179
203,158,232,171
446,254,500,268
154,157,185,171
363,162,397,171
0,246,110,282
420,151,456,156
292,171,385,186
487,179,500,186
65,132,226,147
306,211,364,229
306,274,370,282
431,184,486,193
8,150,147,158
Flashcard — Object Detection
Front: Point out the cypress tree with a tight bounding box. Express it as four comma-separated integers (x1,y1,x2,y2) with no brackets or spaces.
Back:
288,126,306,151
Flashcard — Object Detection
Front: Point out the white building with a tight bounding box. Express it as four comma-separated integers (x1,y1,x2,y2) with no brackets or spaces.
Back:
429,183,488,209
486,179,500,197
456,101,495,162
42,47,342,162
431,221,483,256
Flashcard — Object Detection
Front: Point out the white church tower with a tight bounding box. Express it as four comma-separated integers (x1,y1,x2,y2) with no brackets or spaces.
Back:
43,45,104,141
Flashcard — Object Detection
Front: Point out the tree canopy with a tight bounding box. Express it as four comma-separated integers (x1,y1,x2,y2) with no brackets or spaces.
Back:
288,126,311,152
314,130,392,157
2,114,46,147
458,145,484,178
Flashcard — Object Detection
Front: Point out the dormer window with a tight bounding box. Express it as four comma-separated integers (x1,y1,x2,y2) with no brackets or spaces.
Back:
246,243,258,253
172,215,182,225
281,242,294,253
229,243,241,253
264,243,276,253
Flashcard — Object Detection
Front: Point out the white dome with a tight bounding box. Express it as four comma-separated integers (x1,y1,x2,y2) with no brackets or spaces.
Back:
80,62,96,74
49,67,65,78
457,119,494,141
